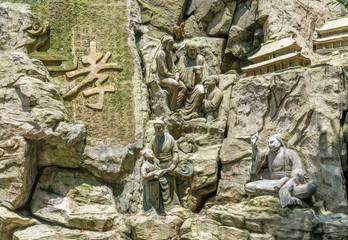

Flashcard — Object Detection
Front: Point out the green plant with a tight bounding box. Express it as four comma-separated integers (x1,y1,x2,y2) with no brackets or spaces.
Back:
327,0,348,8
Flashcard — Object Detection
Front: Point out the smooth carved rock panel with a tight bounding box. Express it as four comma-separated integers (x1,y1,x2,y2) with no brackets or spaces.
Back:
218,66,348,212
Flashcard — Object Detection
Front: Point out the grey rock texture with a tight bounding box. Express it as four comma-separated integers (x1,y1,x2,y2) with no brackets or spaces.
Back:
1,1,348,239
222,0,261,73
130,214,184,240
0,207,38,240
0,3,31,52
137,0,188,38
13,224,129,240
0,3,88,212
30,167,120,231
218,66,348,213
0,50,68,210
83,138,142,185
37,121,86,168
206,3,237,36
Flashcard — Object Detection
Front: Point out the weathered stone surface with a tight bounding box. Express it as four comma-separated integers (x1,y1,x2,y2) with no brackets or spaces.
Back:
138,0,187,38
30,167,119,231
0,2,30,52
218,66,348,212
319,213,348,240
130,214,183,240
206,3,236,36
138,35,170,117
83,138,142,185
179,145,220,210
216,159,250,203
184,0,228,37
205,196,348,239
206,196,319,239
250,233,275,240
0,50,70,209
1,52,68,136
222,0,260,73
0,207,38,240
180,217,250,240
0,135,36,210
263,209,318,239
37,121,86,168
13,224,129,240
184,15,207,38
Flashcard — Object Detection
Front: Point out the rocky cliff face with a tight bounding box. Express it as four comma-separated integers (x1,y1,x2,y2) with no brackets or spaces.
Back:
1,0,348,239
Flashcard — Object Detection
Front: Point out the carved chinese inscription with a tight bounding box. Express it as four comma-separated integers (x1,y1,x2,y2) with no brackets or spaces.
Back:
24,21,50,52
64,41,123,110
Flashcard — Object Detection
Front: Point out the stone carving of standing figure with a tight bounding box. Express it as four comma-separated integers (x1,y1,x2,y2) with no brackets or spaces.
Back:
177,41,208,119
156,36,185,110
202,75,223,122
245,133,316,207
141,148,167,214
147,118,180,210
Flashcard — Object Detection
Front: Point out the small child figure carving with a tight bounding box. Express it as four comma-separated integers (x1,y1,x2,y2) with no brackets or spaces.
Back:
141,148,167,214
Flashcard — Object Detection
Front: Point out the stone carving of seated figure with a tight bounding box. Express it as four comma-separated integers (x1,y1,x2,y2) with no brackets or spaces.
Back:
156,36,186,111
202,75,223,122
244,133,316,207
177,41,208,119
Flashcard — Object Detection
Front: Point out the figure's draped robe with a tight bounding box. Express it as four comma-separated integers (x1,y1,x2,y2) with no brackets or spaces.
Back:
202,86,223,121
246,146,315,207
141,159,163,213
147,133,180,209
177,54,208,118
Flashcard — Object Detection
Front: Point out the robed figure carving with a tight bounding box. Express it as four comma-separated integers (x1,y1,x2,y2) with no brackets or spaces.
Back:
146,118,180,211
177,41,208,119
245,133,316,207
202,75,223,122
141,148,167,214
156,36,186,110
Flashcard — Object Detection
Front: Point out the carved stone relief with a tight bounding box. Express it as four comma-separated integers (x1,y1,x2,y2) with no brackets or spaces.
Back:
64,41,123,110
24,21,50,52
244,133,316,208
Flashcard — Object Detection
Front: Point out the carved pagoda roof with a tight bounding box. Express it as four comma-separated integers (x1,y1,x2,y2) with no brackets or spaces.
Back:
316,17,348,34
242,52,310,71
313,33,348,44
248,37,301,62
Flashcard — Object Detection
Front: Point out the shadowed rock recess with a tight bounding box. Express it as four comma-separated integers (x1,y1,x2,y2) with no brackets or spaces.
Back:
1,0,348,239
